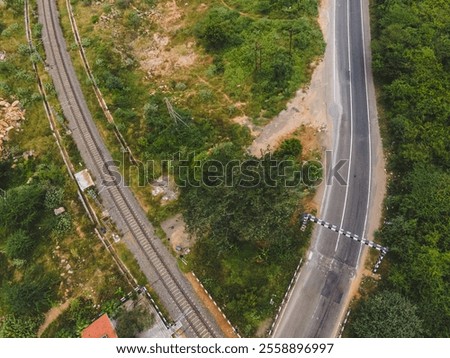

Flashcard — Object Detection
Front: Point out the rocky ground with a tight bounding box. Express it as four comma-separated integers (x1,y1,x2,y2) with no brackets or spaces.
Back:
0,98,26,157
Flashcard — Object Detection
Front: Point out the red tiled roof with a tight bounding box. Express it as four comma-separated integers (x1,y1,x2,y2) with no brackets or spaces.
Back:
81,314,118,338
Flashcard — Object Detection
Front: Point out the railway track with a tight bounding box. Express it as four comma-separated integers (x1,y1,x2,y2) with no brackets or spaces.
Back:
37,0,221,338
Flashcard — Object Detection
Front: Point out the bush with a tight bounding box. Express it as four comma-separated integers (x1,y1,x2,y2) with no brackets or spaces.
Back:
194,7,245,51
115,306,154,338
55,213,72,235
44,187,65,209
1,271,57,316
5,229,35,260
116,0,131,10
276,138,302,158
0,184,45,230
0,314,43,338
350,291,423,338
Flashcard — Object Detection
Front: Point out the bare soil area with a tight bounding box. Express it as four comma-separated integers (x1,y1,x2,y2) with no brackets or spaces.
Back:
133,1,200,79
161,214,194,253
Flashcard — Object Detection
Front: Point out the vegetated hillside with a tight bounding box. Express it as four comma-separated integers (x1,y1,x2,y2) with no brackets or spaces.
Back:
349,0,450,338
0,1,128,337
64,0,324,162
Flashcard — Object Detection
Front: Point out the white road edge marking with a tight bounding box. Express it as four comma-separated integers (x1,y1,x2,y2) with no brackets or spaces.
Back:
335,0,354,252
356,0,373,267
333,0,337,102
313,0,339,252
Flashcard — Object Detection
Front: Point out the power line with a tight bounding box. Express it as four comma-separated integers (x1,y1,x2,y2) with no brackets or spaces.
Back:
164,98,189,127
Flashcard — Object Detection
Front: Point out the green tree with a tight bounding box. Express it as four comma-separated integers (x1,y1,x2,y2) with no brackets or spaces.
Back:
194,7,245,51
1,271,57,316
4,0,24,14
115,306,154,338
180,143,304,246
350,291,423,338
0,184,45,230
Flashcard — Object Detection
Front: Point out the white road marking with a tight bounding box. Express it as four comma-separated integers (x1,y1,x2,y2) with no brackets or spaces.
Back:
314,0,341,252
333,0,337,102
335,0,354,252
308,251,314,260
357,0,373,267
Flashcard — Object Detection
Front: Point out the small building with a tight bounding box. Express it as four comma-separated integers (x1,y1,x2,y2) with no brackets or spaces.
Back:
75,169,94,191
81,314,118,338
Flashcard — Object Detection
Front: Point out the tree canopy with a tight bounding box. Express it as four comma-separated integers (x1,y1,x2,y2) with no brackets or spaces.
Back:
350,291,423,338
350,0,450,337
115,306,154,338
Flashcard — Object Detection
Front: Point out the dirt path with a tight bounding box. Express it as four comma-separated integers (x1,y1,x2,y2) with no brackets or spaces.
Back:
220,0,259,19
185,273,238,338
38,300,72,337
196,75,234,105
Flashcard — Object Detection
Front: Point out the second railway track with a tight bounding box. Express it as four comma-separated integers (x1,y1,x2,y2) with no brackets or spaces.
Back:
37,0,221,338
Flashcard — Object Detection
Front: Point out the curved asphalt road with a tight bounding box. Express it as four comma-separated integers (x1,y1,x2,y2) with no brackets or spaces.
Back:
273,0,377,337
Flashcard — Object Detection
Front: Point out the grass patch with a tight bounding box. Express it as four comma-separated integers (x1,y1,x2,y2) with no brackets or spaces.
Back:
115,242,148,286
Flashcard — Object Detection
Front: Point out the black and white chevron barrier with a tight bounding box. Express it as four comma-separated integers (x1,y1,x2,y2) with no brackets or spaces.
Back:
300,213,388,273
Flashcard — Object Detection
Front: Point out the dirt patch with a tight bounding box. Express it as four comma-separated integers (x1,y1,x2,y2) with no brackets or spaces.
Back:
196,3,208,12
136,34,198,79
255,317,272,338
152,0,183,33
275,125,322,160
133,0,199,79
161,214,193,253
185,272,238,338
231,115,260,137
38,299,72,337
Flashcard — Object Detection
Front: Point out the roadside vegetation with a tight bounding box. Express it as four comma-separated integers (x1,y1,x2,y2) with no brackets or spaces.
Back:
180,140,319,335
53,0,324,336
0,1,129,337
348,0,450,338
